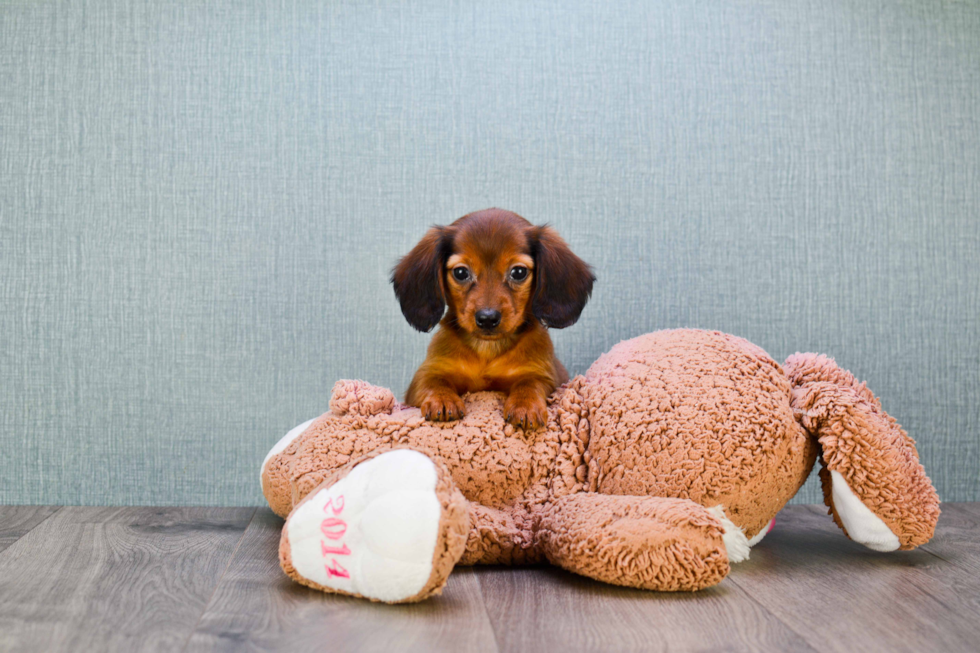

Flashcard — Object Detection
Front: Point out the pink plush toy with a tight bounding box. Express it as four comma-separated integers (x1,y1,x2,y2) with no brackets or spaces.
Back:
261,329,939,603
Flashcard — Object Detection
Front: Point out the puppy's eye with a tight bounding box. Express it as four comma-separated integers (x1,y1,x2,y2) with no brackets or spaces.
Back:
509,266,528,282
452,267,471,282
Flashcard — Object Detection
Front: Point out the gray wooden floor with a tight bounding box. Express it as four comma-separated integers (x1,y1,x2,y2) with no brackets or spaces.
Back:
1,504,978,653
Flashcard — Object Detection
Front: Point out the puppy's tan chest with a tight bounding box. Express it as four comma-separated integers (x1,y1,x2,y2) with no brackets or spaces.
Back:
453,356,523,393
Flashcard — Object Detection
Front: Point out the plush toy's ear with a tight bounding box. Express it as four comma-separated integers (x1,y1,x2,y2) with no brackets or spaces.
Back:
529,225,595,329
330,380,396,416
391,226,454,332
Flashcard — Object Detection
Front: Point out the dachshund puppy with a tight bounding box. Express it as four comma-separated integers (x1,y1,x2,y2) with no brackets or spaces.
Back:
392,208,595,429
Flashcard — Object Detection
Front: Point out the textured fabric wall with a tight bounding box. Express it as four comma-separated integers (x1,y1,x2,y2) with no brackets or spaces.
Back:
2,0,978,506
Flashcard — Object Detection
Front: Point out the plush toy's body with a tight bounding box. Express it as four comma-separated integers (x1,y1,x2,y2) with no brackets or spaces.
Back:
261,329,939,603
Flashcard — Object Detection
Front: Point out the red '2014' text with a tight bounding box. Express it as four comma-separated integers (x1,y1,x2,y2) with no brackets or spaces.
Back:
320,495,351,579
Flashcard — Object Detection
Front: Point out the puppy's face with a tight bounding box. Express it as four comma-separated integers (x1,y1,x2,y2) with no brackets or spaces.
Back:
444,222,535,339
392,208,595,336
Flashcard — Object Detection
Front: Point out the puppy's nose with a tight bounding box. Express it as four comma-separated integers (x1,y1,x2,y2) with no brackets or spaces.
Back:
475,309,502,330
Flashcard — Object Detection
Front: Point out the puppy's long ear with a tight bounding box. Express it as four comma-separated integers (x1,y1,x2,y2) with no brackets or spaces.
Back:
529,225,595,329
391,226,453,332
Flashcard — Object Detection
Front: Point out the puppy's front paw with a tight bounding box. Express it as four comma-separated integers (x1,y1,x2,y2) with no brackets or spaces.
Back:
504,393,547,430
420,390,465,422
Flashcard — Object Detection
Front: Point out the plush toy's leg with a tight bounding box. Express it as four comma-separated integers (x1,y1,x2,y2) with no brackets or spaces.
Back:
535,494,736,591
786,353,940,551
279,448,470,603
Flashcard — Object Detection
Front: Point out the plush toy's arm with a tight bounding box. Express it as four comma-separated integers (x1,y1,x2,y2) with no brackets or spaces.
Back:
786,353,940,551
534,494,732,591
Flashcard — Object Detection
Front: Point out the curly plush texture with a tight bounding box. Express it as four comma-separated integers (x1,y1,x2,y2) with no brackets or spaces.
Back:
263,329,940,602
581,331,816,539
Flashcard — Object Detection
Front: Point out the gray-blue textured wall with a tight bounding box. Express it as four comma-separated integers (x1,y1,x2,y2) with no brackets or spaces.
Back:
2,0,978,506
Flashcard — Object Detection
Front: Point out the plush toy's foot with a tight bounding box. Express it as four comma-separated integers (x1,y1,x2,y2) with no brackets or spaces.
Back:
279,449,469,603
786,353,940,551
824,468,900,551
537,494,731,591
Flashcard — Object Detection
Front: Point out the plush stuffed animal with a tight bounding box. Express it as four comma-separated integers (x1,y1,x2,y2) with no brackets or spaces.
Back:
261,329,939,603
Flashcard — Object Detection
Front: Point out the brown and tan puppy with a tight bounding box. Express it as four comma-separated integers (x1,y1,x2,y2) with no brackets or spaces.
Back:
391,208,595,429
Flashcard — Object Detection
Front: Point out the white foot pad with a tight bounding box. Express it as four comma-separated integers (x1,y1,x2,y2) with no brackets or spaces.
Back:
286,450,442,602
707,505,751,563
830,469,900,552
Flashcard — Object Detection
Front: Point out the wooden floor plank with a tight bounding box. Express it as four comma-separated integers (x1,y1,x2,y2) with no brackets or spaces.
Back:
184,508,499,653
919,503,980,590
0,506,255,653
0,505,61,554
946,502,980,521
477,562,814,653
728,504,980,653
